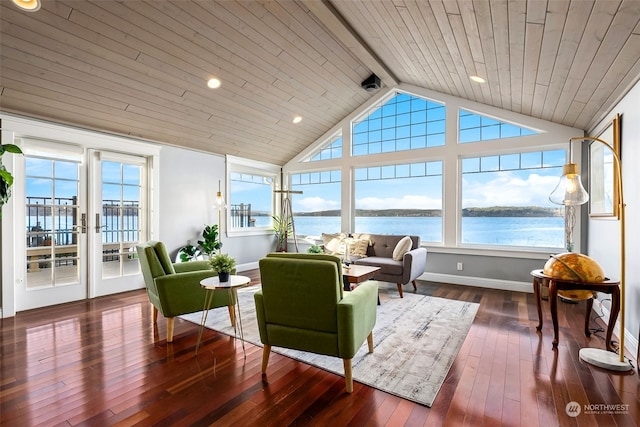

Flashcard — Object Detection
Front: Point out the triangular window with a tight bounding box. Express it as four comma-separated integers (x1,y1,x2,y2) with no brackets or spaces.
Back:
459,109,538,143
304,133,342,162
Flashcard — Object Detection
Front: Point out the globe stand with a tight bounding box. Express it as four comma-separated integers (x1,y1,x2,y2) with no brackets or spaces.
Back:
579,348,632,372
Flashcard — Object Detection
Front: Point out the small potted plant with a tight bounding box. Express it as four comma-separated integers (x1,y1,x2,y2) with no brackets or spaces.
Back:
209,253,236,282
307,244,323,254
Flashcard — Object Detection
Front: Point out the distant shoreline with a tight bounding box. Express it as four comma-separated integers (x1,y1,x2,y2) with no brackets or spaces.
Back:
253,206,564,218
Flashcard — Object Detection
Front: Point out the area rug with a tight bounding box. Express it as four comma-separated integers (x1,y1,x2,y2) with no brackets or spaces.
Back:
181,284,479,407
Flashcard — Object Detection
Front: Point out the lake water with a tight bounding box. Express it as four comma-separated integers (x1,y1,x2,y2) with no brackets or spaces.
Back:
289,216,564,248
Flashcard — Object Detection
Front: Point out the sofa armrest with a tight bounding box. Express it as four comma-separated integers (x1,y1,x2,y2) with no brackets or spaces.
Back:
402,247,428,283
337,281,378,358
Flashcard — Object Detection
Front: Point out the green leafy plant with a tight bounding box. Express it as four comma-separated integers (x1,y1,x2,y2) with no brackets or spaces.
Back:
198,224,223,257
272,215,293,252
208,253,236,273
177,240,200,262
307,244,323,254
0,143,23,218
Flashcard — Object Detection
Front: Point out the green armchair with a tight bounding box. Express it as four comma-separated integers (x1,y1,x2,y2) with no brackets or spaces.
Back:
136,241,235,342
255,253,378,393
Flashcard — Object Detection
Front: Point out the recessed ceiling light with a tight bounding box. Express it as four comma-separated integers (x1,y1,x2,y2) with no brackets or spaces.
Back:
470,75,486,83
292,116,302,124
12,0,40,11
207,78,221,89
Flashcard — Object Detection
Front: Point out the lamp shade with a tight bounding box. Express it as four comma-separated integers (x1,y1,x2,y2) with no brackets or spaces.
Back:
549,163,589,206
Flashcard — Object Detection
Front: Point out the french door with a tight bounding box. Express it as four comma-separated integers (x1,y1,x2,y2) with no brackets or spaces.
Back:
16,145,149,311
89,151,148,297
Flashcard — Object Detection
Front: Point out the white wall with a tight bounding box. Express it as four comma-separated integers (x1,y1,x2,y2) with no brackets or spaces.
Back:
158,146,275,271
588,80,640,359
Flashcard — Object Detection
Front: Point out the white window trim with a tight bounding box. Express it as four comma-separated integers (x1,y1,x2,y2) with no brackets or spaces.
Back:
225,155,280,237
284,83,585,254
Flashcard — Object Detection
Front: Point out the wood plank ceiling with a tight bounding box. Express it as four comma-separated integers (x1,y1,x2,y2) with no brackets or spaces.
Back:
1,0,639,165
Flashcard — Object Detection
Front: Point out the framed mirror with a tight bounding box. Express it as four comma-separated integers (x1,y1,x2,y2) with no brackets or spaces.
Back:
589,113,621,218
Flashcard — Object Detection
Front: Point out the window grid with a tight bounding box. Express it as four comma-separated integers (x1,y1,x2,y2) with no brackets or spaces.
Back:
355,161,442,181
307,135,343,162
291,170,341,185
461,150,564,174
352,92,445,156
458,109,538,143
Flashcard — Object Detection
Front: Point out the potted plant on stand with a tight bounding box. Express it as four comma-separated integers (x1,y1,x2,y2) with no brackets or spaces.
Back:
272,215,293,252
209,253,236,282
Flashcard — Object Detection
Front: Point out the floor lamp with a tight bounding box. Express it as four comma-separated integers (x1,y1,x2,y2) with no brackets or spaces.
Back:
549,136,632,371
216,180,226,254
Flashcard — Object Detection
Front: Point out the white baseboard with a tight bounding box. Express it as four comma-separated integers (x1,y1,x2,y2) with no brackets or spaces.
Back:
237,261,259,273
420,272,532,293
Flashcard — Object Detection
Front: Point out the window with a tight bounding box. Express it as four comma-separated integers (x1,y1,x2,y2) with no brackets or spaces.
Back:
459,109,538,143
290,170,341,236
352,92,445,156
305,134,342,161
461,150,565,248
229,172,274,229
354,161,443,242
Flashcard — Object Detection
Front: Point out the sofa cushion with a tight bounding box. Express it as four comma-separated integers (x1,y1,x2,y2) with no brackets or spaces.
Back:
392,236,413,261
354,256,404,276
322,232,346,255
348,238,370,258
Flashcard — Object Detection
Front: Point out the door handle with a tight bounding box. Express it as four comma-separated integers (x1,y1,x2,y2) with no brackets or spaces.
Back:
73,213,87,233
95,213,105,233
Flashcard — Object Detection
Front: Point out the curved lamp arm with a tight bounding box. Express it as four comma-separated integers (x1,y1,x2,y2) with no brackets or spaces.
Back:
570,135,626,364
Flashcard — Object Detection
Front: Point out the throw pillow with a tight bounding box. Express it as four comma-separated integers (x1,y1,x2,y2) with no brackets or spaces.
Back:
392,236,413,261
322,232,346,255
348,238,369,258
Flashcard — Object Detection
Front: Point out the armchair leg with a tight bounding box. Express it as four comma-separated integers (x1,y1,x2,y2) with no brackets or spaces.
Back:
412,280,417,291
166,317,175,342
261,344,272,375
152,305,158,324
396,283,404,298
367,332,374,353
343,359,353,393
228,305,236,328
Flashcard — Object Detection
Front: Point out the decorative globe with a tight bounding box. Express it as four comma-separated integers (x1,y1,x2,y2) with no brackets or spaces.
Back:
543,252,605,282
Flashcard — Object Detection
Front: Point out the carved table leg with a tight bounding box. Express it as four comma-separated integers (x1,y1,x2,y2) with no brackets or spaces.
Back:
534,277,543,332
585,298,593,337
606,285,621,352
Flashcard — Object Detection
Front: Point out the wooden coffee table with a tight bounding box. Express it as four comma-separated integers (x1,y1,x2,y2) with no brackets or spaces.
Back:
342,264,381,291
343,264,381,304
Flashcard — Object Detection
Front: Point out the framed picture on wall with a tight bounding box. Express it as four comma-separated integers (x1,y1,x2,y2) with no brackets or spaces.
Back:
588,113,621,218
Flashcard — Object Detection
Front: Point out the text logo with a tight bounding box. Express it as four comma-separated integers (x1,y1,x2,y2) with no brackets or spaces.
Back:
566,401,581,417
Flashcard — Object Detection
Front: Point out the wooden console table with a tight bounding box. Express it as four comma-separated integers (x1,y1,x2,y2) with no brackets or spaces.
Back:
530,269,620,351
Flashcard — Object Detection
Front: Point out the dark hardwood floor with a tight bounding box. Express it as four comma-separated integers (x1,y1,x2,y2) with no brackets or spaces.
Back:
1,270,638,426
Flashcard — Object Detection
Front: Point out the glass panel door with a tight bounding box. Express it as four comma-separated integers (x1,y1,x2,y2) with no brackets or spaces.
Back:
18,156,87,310
91,152,147,297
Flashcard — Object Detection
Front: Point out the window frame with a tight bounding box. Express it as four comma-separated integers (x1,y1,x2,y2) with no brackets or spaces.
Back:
225,156,280,237
284,84,582,255
458,148,567,250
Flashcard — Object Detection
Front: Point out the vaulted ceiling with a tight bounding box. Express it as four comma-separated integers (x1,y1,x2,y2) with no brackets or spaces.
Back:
1,0,639,165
